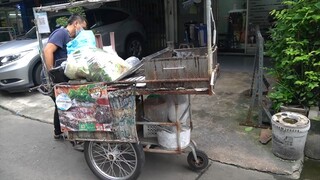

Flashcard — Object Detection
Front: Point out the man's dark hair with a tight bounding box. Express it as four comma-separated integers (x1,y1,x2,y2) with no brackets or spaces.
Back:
67,14,86,25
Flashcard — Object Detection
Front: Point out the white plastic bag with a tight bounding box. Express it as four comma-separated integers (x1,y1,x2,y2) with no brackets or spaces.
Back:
86,48,131,82
64,52,89,79
64,47,131,82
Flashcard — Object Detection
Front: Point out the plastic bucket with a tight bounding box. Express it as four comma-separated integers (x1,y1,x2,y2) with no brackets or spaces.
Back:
157,126,191,150
271,112,310,160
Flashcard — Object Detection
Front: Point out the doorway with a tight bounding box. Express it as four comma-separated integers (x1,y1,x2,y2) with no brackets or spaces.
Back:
176,0,205,47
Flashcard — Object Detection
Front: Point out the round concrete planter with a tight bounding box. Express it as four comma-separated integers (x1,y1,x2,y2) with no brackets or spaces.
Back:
305,120,320,160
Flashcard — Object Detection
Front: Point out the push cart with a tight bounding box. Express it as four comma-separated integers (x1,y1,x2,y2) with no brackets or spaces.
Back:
33,1,219,179
53,41,218,180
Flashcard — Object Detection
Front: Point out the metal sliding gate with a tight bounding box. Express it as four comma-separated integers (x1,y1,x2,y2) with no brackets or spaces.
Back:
105,0,167,55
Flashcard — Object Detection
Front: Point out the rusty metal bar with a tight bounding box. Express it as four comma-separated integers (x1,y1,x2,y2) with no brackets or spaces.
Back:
188,94,193,130
33,0,119,12
136,121,176,126
131,78,210,83
110,32,115,52
67,138,138,143
176,103,182,152
240,25,271,128
142,148,182,154
135,89,209,95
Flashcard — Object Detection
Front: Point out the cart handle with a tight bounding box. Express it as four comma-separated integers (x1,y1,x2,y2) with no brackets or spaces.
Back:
163,67,185,70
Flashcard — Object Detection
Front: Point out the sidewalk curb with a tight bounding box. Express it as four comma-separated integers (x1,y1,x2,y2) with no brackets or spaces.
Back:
0,104,52,125
195,161,212,180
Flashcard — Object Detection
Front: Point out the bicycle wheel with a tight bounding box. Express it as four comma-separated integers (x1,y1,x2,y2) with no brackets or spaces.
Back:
84,141,145,180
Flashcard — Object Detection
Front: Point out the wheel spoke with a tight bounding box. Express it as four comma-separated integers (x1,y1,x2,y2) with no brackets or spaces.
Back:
105,162,113,175
92,149,108,159
88,142,140,179
119,151,136,158
110,161,115,177
118,154,136,171
93,156,107,162
96,159,108,169
113,159,131,177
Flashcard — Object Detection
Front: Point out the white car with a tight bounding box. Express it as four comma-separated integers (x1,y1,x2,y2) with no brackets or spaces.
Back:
0,7,146,93
0,27,47,93
86,7,146,58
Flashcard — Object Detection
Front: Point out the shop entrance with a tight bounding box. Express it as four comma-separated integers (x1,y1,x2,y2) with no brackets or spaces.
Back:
0,7,23,36
176,0,205,47
216,0,248,53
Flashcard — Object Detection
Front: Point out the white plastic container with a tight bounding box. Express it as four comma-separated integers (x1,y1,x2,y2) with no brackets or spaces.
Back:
157,126,191,150
144,95,168,122
166,95,190,124
271,112,310,160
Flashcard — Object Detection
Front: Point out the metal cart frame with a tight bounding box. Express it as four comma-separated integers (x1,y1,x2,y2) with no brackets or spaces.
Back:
33,0,218,179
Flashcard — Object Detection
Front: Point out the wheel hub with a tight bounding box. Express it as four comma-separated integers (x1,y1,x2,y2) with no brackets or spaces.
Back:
107,153,116,161
106,149,120,161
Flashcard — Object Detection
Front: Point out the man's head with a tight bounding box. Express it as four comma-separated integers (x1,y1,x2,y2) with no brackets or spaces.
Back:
67,14,87,38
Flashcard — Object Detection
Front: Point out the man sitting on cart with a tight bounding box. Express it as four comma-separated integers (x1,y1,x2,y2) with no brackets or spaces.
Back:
43,14,87,139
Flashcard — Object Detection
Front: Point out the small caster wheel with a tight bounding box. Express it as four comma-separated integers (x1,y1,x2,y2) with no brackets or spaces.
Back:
187,150,209,171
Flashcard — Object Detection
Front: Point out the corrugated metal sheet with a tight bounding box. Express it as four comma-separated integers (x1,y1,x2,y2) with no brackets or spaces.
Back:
248,0,283,36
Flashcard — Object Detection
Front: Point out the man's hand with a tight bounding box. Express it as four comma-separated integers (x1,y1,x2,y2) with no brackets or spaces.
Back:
43,43,58,70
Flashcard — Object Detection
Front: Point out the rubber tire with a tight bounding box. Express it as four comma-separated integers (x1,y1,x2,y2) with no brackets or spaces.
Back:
84,141,145,180
125,36,143,59
33,63,42,86
187,150,209,171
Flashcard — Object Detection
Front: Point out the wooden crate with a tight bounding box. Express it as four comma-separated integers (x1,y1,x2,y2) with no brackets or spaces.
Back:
144,47,217,89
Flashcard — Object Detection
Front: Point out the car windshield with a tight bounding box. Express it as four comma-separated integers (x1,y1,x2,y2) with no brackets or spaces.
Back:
24,27,37,39
17,26,50,40
0,31,12,42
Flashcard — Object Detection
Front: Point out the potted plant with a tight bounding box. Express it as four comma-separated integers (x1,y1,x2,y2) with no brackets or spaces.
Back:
56,0,86,27
266,0,320,114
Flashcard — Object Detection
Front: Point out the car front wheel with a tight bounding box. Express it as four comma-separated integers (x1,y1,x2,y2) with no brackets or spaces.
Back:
33,63,42,86
125,36,143,59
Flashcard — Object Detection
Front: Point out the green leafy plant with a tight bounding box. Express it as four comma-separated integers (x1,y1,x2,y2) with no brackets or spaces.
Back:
55,0,86,27
266,0,320,111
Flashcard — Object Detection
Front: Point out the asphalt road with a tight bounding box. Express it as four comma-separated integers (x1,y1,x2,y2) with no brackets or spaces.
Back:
0,107,200,180
0,107,279,180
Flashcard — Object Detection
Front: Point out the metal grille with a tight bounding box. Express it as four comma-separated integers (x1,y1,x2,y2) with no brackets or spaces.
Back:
104,0,167,55
248,0,283,37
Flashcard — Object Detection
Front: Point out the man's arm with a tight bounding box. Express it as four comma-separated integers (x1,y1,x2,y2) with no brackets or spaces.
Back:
43,43,58,70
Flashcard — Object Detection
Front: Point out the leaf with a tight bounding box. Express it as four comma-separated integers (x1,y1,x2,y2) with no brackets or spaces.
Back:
315,2,320,9
245,127,253,132
285,75,295,79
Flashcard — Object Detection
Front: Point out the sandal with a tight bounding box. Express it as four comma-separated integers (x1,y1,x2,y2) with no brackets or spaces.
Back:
54,133,66,140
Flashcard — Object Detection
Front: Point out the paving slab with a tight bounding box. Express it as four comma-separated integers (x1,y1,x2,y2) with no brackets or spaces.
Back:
199,161,278,180
0,91,54,124
190,71,302,179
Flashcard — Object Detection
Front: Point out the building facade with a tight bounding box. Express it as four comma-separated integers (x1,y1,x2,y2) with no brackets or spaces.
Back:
0,0,283,54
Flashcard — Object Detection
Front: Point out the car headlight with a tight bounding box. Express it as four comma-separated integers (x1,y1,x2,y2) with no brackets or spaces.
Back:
0,50,33,66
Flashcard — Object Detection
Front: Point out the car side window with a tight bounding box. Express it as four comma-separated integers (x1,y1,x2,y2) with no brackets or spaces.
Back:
87,9,130,29
86,11,98,28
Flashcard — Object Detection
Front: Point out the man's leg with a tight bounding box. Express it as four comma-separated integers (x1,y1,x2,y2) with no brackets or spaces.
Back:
51,96,62,136
53,104,62,135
